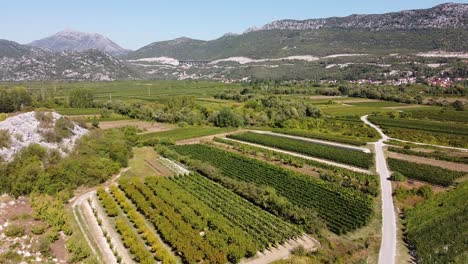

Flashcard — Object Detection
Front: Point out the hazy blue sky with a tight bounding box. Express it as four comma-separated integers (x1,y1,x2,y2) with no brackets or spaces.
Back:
2,0,466,50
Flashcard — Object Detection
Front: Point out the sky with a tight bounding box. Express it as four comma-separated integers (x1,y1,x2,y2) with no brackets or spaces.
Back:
2,0,467,50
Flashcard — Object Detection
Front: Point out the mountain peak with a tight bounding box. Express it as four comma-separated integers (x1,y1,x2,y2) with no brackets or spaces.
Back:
28,29,130,56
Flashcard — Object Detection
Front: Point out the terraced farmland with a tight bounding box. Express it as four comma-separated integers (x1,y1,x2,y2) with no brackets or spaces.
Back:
171,144,374,234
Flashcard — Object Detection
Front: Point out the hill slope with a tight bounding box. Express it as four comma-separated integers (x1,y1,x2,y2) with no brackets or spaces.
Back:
0,40,137,81
128,3,468,60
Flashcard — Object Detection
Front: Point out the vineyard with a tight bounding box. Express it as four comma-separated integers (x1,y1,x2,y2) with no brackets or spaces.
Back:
214,137,379,196
227,132,373,169
139,127,235,142
368,116,468,136
387,158,466,186
271,128,368,146
96,177,304,263
171,144,374,234
405,182,468,264
387,146,468,165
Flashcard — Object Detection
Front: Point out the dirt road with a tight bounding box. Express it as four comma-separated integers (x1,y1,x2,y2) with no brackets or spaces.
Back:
361,115,396,264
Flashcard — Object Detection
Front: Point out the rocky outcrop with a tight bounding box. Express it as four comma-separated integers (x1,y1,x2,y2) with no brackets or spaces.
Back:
254,3,467,32
0,112,88,161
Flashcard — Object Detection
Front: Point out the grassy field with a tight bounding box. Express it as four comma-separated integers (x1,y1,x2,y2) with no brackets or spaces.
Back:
121,147,174,179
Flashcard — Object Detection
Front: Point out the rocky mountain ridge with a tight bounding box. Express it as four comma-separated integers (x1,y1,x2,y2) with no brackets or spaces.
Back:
29,29,130,56
251,3,467,32
0,40,137,81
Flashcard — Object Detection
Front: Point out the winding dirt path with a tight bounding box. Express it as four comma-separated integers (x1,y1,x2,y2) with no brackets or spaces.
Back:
361,115,396,264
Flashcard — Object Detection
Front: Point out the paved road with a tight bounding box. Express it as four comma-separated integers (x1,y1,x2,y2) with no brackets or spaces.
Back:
361,115,396,264
250,130,371,153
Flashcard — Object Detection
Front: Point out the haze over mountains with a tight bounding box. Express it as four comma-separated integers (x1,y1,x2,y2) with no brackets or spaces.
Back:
0,2,466,81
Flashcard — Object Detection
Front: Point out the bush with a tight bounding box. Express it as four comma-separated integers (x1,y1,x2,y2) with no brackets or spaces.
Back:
390,172,407,182
31,223,48,235
0,129,11,148
4,224,25,237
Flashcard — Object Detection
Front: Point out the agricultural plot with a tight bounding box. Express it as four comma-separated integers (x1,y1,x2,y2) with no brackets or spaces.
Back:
368,116,468,136
139,127,236,142
228,132,373,169
387,158,466,186
171,144,374,234
404,108,468,123
405,182,468,264
117,176,301,263
270,128,369,146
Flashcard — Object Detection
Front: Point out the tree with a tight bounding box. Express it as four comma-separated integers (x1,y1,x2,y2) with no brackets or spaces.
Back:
69,89,94,108
210,108,244,127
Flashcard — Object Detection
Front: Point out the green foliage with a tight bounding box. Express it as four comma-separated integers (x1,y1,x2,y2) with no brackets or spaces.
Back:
31,223,48,235
114,216,157,263
388,146,468,164
30,192,70,231
405,182,468,264
0,87,32,112
69,88,94,108
96,188,119,217
109,186,177,263
405,108,468,123
214,137,379,196
4,224,25,237
1,129,132,197
139,127,235,143
66,234,92,263
119,176,299,263
171,144,374,234
209,107,244,127
228,132,373,169
388,158,465,186
390,172,407,182
0,129,11,148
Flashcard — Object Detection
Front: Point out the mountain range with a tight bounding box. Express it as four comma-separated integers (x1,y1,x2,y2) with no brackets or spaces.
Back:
0,2,466,81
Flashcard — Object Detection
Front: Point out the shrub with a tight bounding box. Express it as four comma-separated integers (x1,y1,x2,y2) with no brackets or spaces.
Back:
31,223,48,235
390,172,407,182
4,224,25,237
0,129,11,148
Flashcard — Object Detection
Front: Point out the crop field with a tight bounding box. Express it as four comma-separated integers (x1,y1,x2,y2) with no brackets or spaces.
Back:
405,182,468,264
214,137,379,196
270,128,369,146
404,108,468,123
171,144,374,234
228,132,374,169
139,127,236,142
18,81,241,102
54,107,102,115
347,101,408,107
105,175,301,263
387,158,466,186
368,116,468,136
